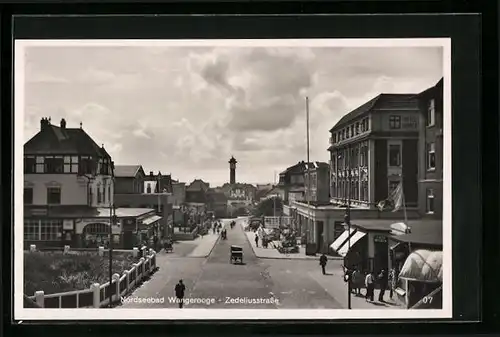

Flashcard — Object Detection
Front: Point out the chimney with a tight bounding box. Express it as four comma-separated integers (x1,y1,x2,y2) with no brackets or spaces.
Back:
40,117,49,131
60,118,66,129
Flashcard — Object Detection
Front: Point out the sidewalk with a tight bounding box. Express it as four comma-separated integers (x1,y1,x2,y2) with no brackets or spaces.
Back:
309,268,403,310
187,232,220,258
244,231,323,260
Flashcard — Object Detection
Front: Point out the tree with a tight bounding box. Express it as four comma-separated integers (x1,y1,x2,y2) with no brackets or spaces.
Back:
252,197,283,217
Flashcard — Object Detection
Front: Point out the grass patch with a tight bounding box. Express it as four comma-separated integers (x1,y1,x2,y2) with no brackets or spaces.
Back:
24,251,140,296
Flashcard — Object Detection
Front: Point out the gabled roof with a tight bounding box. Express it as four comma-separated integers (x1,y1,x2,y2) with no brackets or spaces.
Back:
279,161,310,175
305,161,329,170
415,78,444,99
186,179,210,192
330,93,419,132
24,119,111,158
114,165,144,178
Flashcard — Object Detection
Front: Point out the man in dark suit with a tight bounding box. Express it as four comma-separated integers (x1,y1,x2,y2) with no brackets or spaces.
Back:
175,279,186,308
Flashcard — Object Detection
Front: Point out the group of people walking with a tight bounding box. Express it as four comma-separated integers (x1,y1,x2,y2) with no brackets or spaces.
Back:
320,253,398,304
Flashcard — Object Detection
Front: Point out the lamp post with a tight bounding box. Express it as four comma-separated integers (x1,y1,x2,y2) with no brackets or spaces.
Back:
109,160,116,308
345,146,352,310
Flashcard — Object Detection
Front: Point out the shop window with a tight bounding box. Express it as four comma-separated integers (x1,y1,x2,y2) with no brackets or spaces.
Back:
24,156,36,173
427,99,435,126
426,189,435,214
24,188,33,204
427,143,436,170
47,187,61,204
24,220,40,240
389,115,401,129
389,144,401,167
40,220,62,241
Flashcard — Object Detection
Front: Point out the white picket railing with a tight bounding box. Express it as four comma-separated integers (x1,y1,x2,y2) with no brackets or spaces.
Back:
27,246,157,308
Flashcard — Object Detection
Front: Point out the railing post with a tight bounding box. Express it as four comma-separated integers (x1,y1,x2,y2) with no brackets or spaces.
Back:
30,244,37,252
132,247,138,258
124,270,130,291
98,246,104,257
139,257,145,279
34,291,44,308
133,263,140,282
112,273,120,302
91,283,100,308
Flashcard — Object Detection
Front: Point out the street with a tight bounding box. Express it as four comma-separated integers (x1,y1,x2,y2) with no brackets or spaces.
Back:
119,218,356,309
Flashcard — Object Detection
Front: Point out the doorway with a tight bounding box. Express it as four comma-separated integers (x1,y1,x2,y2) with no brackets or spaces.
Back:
316,221,324,253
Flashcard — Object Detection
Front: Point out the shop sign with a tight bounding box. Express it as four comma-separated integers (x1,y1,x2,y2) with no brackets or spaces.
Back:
63,219,74,230
374,235,387,243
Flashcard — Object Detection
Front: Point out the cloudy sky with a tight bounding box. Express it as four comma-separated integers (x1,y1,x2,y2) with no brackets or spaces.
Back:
21,43,443,186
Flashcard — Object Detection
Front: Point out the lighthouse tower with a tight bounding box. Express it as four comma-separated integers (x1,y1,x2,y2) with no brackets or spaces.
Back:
229,156,237,184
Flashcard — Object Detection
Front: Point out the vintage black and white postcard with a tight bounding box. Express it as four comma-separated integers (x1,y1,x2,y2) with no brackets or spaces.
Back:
14,38,451,320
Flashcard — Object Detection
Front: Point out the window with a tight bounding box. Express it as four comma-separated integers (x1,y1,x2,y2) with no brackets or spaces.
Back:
36,156,45,173
388,180,400,193
389,115,401,129
103,184,106,204
147,183,152,193
40,220,62,240
389,144,401,167
355,122,360,134
79,156,95,175
24,220,39,240
24,156,36,173
24,220,62,241
97,186,102,204
426,189,435,214
24,188,33,204
47,187,61,204
427,143,436,170
100,158,110,175
63,156,79,173
45,156,64,173
351,125,355,137
427,99,435,126
342,129,345,140
88,185,93,206
108,185,111,202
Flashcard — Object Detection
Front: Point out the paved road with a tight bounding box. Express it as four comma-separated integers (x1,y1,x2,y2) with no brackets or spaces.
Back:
188,220,277,308
120,218,344,309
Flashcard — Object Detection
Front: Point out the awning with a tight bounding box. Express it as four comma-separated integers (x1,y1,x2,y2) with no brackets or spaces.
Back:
337,231,366,257
142,215,162,226
399,249,443,282
330,228,355,251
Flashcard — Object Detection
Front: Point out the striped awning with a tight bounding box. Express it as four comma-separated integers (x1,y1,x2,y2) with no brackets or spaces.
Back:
337,231,367,257
330,228,356,252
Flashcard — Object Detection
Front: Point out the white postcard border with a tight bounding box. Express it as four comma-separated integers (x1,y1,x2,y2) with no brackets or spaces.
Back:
14,38,452,320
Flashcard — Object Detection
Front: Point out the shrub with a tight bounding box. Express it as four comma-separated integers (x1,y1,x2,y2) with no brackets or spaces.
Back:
24,251,140,296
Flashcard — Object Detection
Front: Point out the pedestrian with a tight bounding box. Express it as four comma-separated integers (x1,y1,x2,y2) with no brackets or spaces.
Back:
213,227,216,234
389,267,398,300
255,233,259,247
175,279,186,308
352,267,361,295
365,270,375,302
378,269,388,302
153,235,158,252
319,253,328,275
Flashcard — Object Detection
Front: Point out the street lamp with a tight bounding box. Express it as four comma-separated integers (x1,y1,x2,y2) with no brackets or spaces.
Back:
345,146,352,310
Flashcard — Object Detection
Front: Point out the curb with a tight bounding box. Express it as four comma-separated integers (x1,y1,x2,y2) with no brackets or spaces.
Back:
244,231,344,261
186,234,221,258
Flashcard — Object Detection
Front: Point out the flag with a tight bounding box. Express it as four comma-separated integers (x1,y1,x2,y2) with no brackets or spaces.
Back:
377,182,404,212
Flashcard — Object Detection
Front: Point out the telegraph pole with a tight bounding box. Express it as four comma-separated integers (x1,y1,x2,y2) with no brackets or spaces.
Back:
346,146,352,310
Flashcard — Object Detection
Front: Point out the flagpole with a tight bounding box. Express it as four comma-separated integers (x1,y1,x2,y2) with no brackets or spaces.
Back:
306,96,311,249
401,173,408,229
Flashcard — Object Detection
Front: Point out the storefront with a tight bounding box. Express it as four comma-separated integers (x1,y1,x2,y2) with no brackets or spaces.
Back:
24,206,157,249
